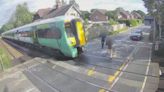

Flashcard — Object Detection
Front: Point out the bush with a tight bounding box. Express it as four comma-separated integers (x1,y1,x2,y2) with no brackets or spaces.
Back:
118,19,131,26
129,19,138,26
118,19,142,27
108,19,118,25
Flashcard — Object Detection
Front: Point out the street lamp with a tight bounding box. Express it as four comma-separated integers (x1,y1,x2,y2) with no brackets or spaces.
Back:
155,0,162,40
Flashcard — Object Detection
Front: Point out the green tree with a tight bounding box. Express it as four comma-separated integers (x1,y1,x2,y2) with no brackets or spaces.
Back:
14,3,33,27
108,19,118,25
81,11,90,20
1,22,14,32
143,0,164,33
0,3,33,32
106,10,117,20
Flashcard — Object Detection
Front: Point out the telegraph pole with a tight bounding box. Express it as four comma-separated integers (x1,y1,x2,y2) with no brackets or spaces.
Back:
153,18,156,42
157,0,162,40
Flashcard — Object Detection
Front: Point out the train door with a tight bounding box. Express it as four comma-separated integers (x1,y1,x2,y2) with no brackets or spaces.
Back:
32,26,39,44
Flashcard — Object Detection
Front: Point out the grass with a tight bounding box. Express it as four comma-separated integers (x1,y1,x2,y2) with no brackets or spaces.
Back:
0,48,12,71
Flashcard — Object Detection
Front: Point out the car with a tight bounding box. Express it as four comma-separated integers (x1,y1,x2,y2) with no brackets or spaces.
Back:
130,30,143,41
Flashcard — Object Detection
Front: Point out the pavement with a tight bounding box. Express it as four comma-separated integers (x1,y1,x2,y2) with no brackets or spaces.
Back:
0,25,160,92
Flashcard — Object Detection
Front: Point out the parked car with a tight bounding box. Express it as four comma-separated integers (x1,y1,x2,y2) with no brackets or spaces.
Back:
130,30,143,41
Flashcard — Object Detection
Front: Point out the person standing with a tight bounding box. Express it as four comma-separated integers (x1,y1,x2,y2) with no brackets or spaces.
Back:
100,33,107,49
106,36,113,58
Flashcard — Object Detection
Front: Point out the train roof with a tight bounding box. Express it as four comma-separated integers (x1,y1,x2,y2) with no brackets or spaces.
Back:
2,16,81,34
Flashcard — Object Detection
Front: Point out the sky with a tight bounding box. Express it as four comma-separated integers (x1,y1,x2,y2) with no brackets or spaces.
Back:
0,0,147,27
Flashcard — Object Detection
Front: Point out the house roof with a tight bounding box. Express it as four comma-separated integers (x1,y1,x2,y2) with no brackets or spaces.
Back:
36,8,52,18
43,4,80,19
92,9,107,15
132,12,142,18
119,11,130,17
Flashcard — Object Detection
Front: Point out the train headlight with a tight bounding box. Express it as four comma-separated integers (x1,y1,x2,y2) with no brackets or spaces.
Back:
68,37,76,46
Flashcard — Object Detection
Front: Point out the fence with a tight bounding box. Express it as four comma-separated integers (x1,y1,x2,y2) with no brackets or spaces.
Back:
86,23,127,40
111,24,126,31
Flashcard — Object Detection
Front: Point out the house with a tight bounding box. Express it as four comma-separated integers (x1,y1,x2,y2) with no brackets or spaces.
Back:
132,12,142,19
116,8,131,20
33,8,52,20
118,11,132,19
33,0,81,21
90,9,108,22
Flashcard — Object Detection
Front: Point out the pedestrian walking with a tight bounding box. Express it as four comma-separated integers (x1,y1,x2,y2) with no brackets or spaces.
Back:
100,33,107,49
106,37,113,58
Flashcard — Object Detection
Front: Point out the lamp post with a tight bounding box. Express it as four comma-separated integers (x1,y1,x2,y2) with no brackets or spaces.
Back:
156,0,162,40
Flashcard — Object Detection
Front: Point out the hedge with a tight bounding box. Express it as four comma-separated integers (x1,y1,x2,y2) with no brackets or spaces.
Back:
118,19,142,27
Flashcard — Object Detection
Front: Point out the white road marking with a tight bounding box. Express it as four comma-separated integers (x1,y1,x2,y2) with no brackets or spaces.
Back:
110,47,139,89
25,88,35,92
140,47,152,92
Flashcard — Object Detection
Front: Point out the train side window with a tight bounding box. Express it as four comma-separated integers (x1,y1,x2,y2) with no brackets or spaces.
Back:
46,27,61,39
19,27,33,37
37,24,61,39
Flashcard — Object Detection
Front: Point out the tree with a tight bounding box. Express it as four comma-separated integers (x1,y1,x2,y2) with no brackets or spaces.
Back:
1,22,14,32
143,0,156,15
143,0,164,45
106,10,117,20
14,3,33,27
0,3,33,32
81,11,90,20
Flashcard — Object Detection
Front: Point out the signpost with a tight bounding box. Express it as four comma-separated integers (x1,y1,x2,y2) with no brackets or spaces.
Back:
0,55,4,71
155,41,160,51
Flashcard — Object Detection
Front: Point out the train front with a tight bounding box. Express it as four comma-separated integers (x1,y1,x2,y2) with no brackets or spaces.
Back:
64,16,87,57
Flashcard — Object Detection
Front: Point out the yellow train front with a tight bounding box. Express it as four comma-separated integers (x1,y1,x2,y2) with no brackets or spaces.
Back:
65,17,87,55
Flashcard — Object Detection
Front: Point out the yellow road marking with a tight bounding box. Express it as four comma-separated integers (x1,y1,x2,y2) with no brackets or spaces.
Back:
108,63,126,83
98,88,106,92
108,75,115,83
87,67,95,76
119,63,125,70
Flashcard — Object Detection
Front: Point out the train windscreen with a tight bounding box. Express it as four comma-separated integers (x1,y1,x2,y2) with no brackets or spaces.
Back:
65,22,76,46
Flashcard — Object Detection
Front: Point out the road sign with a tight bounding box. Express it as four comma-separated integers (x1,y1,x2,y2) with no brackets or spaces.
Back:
155,41,160,51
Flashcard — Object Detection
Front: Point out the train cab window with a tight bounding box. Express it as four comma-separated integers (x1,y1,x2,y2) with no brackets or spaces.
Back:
65,23,74,38
37,23,61,39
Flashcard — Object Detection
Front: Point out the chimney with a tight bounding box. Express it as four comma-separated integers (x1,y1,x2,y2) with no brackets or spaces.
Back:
56,0,62,9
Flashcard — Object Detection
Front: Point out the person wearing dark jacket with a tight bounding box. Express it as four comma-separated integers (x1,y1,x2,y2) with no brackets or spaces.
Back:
100,33,107,49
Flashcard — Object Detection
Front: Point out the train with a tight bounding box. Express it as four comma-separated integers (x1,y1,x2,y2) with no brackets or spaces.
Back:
1,16,87,58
